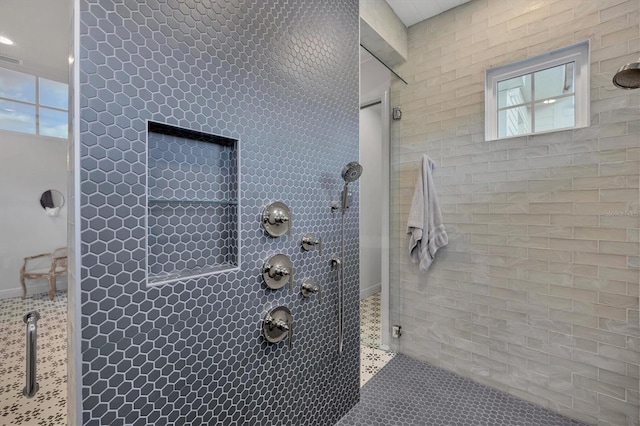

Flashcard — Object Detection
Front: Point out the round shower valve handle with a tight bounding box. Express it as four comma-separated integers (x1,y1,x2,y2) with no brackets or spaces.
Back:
262,202,292,237
265,315,290,332
301,279,322,304
266,210,289,224
266,263,290,279
262,254,294,291
302,233,322,255
263,306,293,349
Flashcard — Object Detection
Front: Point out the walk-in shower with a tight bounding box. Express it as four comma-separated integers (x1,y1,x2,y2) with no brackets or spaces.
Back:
333,162,363,354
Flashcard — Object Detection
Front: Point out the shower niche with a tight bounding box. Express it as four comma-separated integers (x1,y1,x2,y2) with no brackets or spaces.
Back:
146,121,239,286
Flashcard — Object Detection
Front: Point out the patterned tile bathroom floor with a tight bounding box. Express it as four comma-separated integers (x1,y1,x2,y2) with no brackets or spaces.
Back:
0,290,397,423
0,291,67,426
360,292,382,349
359,293,395,387
360,345,395,387
340,354,587,426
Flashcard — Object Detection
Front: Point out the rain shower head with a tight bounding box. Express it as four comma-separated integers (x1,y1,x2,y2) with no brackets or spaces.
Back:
613,59,640,89
341,161,363,183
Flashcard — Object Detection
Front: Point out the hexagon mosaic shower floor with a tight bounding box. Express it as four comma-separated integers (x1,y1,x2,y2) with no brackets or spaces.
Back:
344,296,586,426
0,291,585,425
339,351,587,426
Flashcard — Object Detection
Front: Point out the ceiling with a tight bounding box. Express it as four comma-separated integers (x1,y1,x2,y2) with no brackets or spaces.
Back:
0,0,70,82
360,0,471,66
386,0,472,27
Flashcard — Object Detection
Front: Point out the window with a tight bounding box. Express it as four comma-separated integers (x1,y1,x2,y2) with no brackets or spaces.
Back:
0,67,69,138
485,40,589,141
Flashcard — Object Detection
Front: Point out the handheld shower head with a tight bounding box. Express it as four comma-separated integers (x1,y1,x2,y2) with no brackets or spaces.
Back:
340,162,363,211
336,162,362,355
341,162,363,183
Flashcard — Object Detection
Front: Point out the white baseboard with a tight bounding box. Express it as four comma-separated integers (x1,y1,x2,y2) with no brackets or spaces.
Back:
0,279,68,300
360,282,381,300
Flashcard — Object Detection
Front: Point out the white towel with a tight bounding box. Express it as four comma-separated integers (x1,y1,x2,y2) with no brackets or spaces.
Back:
407,154,448,272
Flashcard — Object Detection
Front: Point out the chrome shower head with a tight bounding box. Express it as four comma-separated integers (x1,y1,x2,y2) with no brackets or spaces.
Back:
340,162,362,212
613,58,640,89
341,161,363,183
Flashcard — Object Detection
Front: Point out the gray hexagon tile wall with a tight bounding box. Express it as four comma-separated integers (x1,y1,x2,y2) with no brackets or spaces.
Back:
74,0,360,424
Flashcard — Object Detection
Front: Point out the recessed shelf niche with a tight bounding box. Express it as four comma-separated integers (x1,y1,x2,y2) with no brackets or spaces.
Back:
146,121,239,286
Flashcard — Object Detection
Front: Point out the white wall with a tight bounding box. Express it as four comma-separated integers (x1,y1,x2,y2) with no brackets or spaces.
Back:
359,104,383,299
0,131,68,298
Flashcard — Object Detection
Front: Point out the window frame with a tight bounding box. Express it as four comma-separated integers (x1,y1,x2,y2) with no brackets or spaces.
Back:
485,40,590,141
0,67,69,139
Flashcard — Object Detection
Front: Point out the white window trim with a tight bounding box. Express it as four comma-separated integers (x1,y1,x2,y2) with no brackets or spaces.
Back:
485,40,590,141
0,67,69,139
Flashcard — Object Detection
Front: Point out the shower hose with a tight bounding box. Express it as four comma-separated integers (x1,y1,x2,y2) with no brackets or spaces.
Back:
338,209,345,354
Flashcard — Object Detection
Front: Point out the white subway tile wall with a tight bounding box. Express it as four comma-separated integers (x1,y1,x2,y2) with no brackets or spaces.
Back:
389,0,640,424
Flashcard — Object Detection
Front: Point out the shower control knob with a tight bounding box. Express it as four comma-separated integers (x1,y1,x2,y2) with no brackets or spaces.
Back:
262,201,292,237
265,315,290,332
301,279,322,304
301,233,322,255
263,306,293,349
266,263,290,279
262,254,294,291
270,212,289,224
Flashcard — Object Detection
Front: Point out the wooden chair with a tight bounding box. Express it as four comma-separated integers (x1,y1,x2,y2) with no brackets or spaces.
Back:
20,247,68,300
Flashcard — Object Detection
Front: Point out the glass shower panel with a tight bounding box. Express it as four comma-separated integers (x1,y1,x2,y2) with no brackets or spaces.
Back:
387,86,407,356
